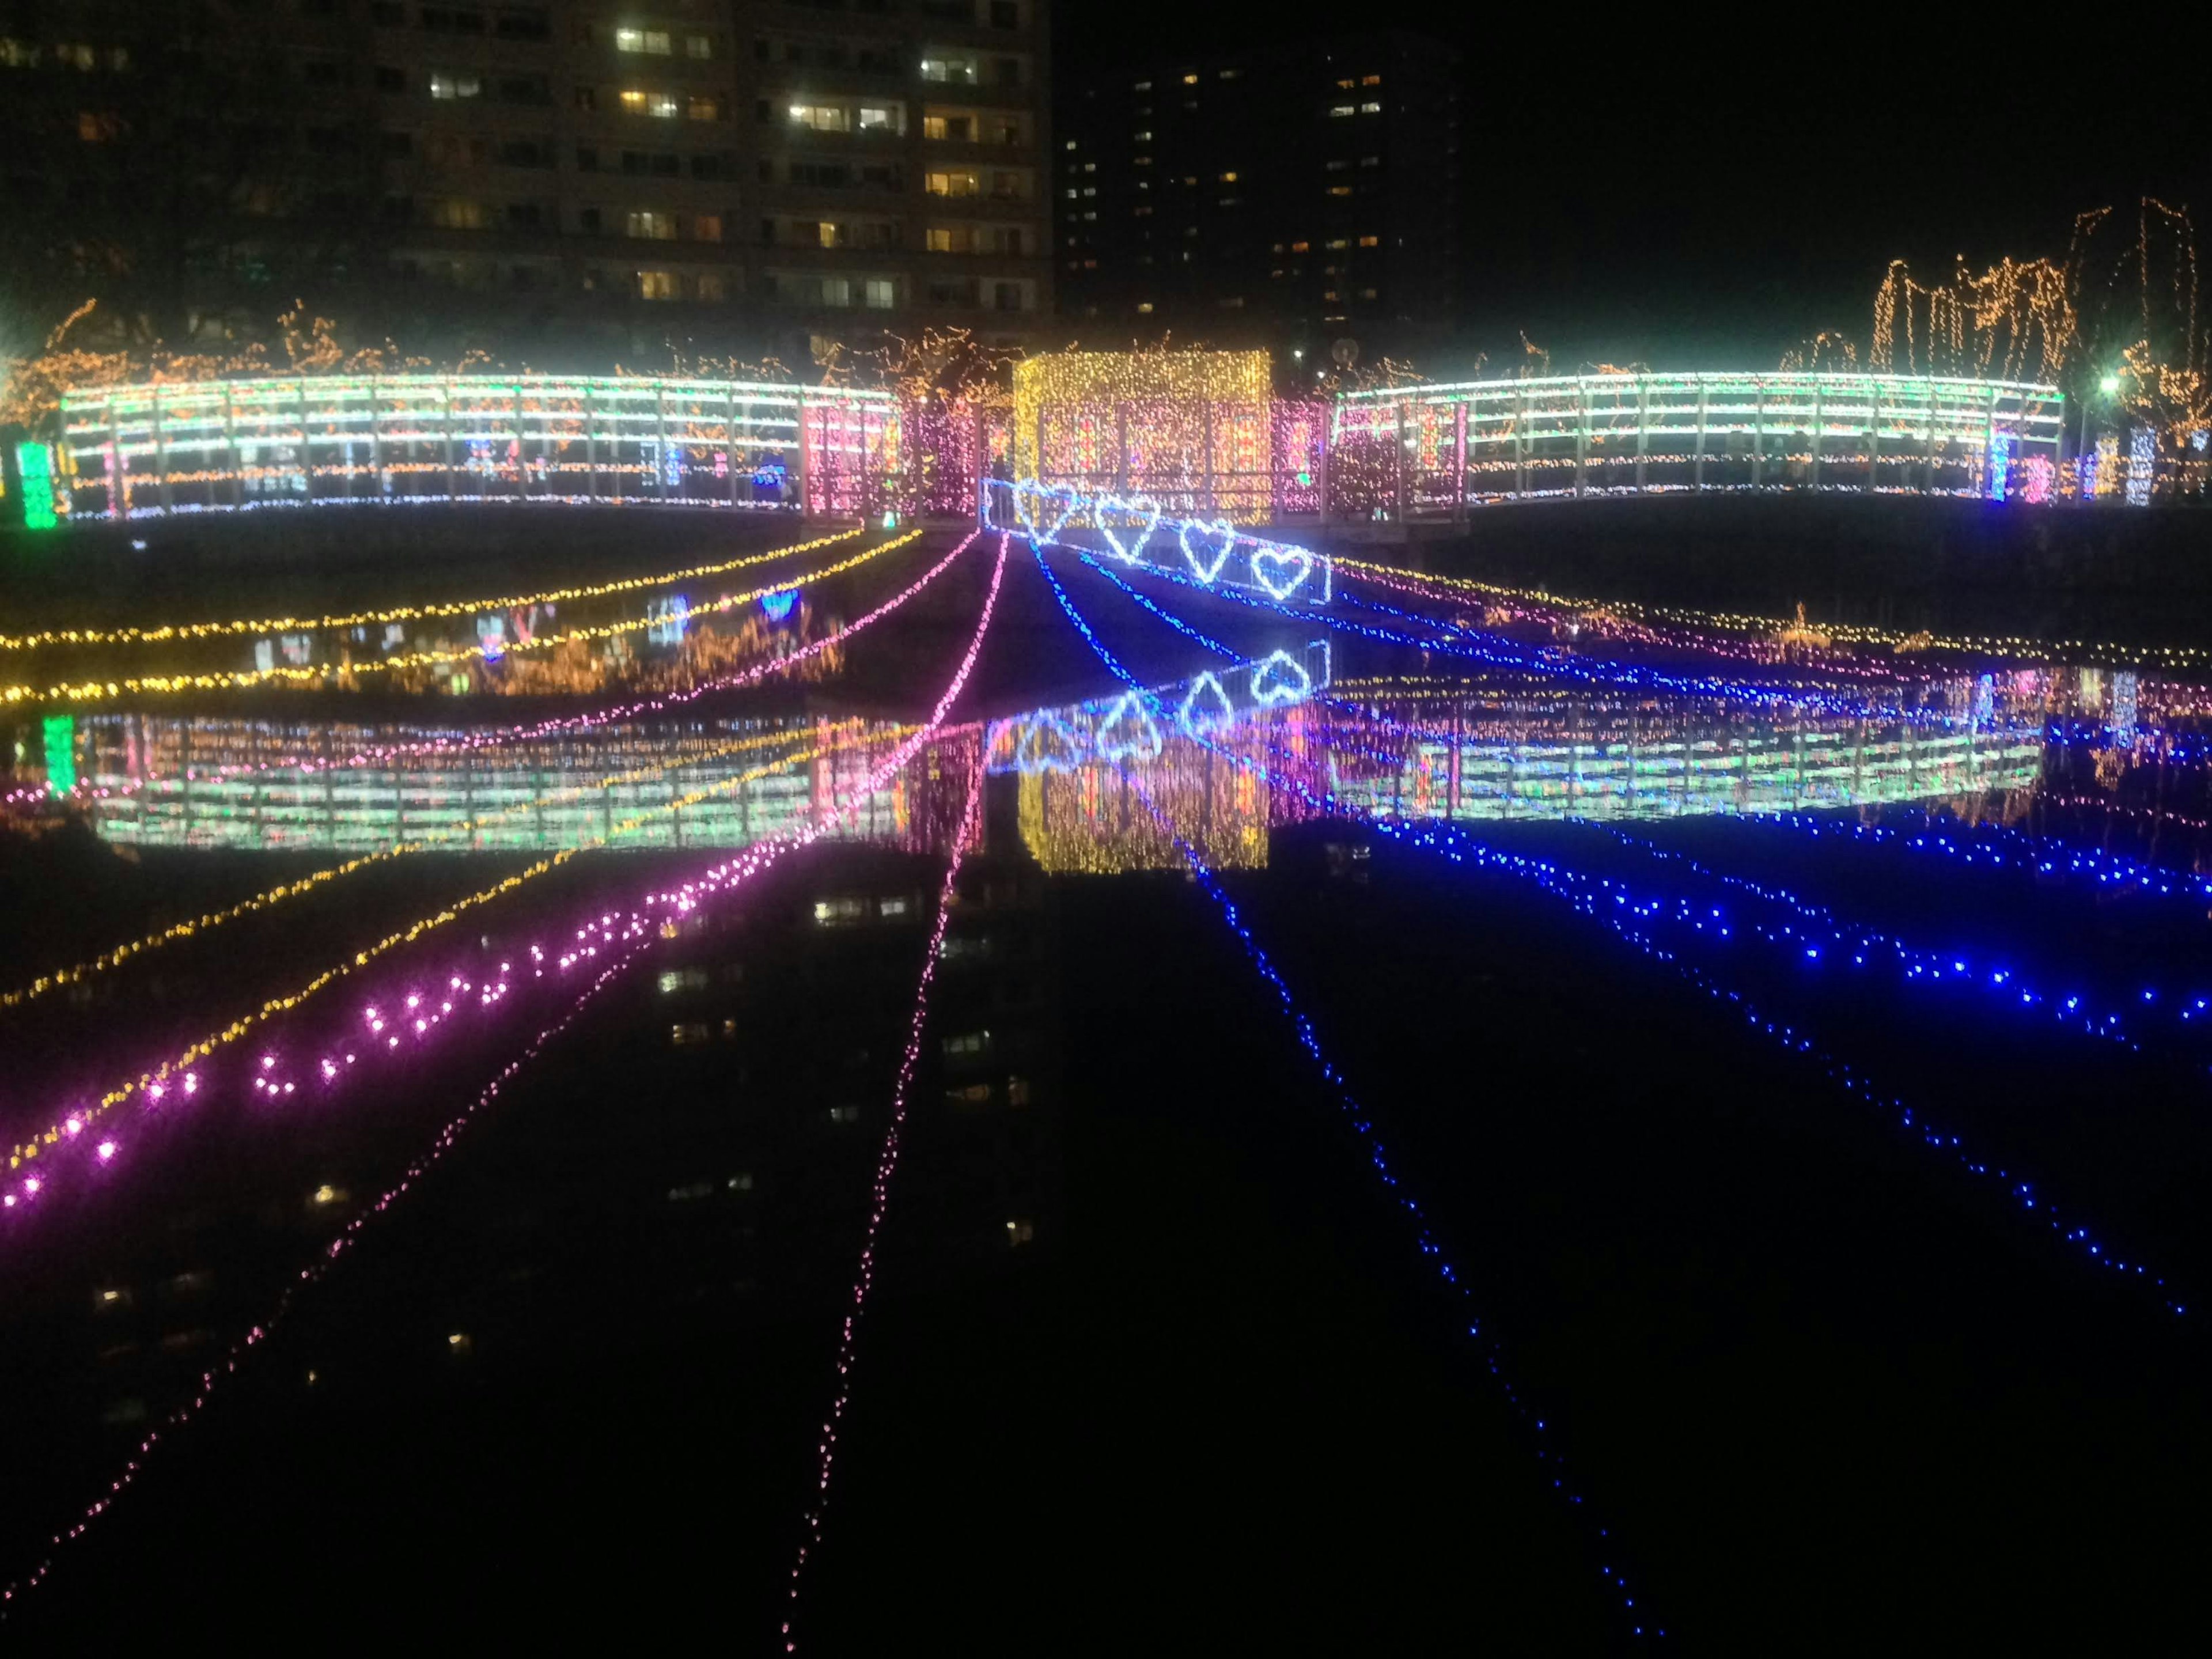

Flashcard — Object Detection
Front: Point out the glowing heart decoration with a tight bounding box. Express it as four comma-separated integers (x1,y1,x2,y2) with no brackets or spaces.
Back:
1014,478,1078,548
1097,494,1163,565
1178,518,1238,584
1249,650,1314,707
1177,672,1237,734
1094,691,1164,763
1013,712,1082,774
1249,542,1315,602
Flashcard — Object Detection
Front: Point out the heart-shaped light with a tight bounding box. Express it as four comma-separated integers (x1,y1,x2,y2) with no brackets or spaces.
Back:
1094,691,1163,763
1014,478,1079,547
1249,542,1314,602
1013,712,1082,774
1177,671,1237,734
1249,649,1313,706
1178,517,1237,584
1097,494,1163,565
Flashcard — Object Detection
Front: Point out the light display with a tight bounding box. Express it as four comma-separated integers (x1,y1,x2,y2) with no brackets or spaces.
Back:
1010,349,1279,524
0,532,1009,1237
990,477,1332,605
13,530,976,815
1327,371,2065,521
13,441,58,531
40,714,74,794
1337,558,2212,675
1024,556,1660,1638
0,530,925,707
55,373,902,521
783,747,986,1650
1038,543,2182,1327
0,728,841,1009
0,525,861,653
1019,541,2190,1333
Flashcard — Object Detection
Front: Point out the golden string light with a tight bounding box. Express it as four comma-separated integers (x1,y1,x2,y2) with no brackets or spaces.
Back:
0,526,862,652
1,726,899,1171
0,723,884,1010
0,530,925,706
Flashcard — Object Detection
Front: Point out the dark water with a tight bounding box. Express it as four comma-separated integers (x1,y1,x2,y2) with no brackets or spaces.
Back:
2,529,2211,1649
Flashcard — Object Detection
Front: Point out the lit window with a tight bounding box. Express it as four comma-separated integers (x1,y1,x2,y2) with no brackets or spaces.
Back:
1006,1218,1035,1247
787,102,849,132
1358,234,1379,247
1327,184,1352,196
864,277,895,308
429,198,488,229
1007,1074,1032,1106
615,28,670,54
1335,77,1355,89
1218,68,1240,80
946,1082,992,1106
1359,286,1377,298
687,93,718,120
943,1031,991,1058
1180,72,1197,84
925,169,979,197
1360,100,1382,113
1218,171,1237,182
626,209,676,239
857,104,899,132
621,89,680,118
669,1020,710,1043
1326,238,1349,249
879,896,911,918
657,967,709,993
1131,79,1151,91
1290,240,1309,252
1361,73,1382,85
694,213,722,242
1137,301,1154,313
829,1104,862,1124
1328,104,1354,118
430,71,482,100
1359,154,1381,167
813,896,867,926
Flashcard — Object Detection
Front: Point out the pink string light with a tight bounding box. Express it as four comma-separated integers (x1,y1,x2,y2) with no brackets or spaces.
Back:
782,743,988,1653
7,532,973,813
0,535,1012,1610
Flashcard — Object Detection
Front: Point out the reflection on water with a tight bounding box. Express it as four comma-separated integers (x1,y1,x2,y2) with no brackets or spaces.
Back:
65,638,2055,868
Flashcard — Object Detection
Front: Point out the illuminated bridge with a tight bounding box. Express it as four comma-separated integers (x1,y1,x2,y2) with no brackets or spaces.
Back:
40,363,2068,531
1325,372,2067,520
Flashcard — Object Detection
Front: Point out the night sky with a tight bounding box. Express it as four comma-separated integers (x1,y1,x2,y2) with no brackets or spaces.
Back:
1057,5,2212,371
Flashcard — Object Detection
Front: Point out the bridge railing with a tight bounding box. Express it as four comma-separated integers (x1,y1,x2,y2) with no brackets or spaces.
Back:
55,373,904,521
1328,372,2068,520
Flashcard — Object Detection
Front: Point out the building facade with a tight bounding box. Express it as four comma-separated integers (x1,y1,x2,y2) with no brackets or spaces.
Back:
1054,32,1461,361
0,0,1054,363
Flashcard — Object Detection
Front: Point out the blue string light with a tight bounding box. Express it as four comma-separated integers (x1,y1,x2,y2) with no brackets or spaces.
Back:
1037,548,2192,1321
1029,539,1667,1641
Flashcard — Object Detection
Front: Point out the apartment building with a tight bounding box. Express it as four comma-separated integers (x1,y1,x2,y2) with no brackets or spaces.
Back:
0,0,1054,362
1055,32,1460,359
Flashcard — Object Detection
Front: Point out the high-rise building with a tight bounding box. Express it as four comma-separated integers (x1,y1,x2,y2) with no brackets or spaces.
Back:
0,1,1054,363
1054,32,1461,359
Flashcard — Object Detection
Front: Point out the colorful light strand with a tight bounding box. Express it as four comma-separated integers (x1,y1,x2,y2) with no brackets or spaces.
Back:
7,529,973,812
783,747,987,1652
0,527,862,653
1029,540,1662,1639
0,532,923,707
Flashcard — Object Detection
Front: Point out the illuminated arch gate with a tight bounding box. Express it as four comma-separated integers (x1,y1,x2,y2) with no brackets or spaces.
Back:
57,374,903,521
1328,372,2066,520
